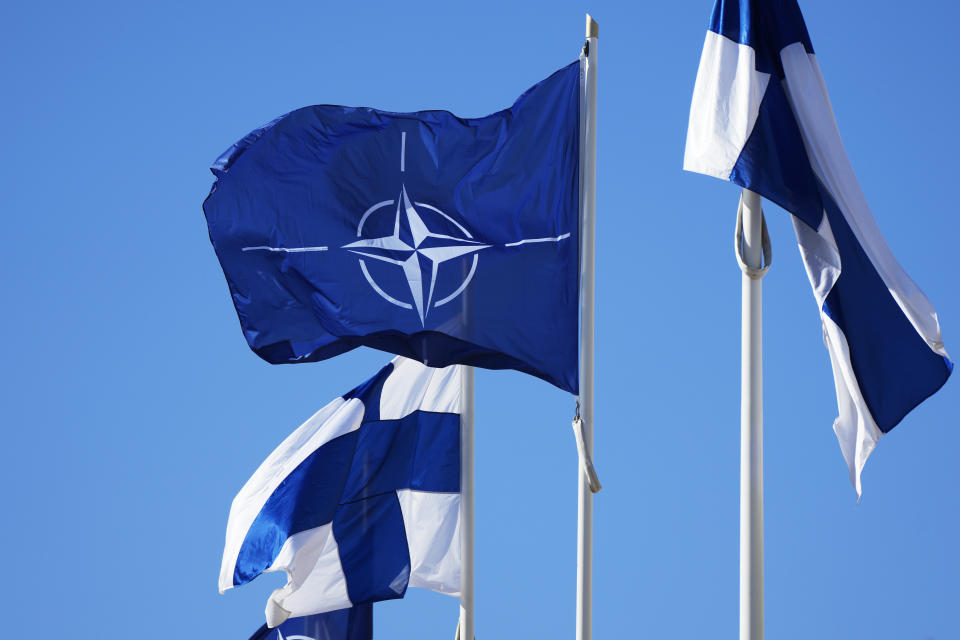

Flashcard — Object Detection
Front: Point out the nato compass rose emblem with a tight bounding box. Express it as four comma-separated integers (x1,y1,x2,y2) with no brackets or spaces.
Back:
243,132,570,325
341,133,490,324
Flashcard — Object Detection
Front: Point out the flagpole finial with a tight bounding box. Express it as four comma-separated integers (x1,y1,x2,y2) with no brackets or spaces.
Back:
585,14,599,39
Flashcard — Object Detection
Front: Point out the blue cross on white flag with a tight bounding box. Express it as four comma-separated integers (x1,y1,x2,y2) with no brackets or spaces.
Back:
684,0,952,494
203,62,580,393
220,357,462,627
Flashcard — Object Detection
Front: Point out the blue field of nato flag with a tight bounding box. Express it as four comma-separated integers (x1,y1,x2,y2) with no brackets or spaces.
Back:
684,0,952,493
203,62,580,393
248,606,372,640
220,357,462,628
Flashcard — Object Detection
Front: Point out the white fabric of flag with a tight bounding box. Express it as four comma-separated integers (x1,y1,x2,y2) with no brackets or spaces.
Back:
684,0,951,495
219,357,462,627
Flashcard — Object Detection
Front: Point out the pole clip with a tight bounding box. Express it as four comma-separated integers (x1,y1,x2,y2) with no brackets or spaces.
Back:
734,193,773,280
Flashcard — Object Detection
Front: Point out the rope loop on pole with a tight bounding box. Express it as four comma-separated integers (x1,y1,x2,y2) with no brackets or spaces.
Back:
734,194,772,280
572,405,601,493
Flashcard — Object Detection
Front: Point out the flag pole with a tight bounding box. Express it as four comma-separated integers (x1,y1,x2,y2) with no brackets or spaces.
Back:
577,13,598,640
459,364,475,640
738,188,768,640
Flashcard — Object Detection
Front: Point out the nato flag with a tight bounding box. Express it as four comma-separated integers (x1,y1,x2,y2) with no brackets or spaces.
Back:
248,606,372,640
204,62,580,393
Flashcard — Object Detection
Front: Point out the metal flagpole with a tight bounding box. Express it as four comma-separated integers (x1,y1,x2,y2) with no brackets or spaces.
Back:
577,13,598,640
459,364,475,640
737,188,770,640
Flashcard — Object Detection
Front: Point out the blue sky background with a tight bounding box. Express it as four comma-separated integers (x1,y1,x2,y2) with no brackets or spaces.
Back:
1,1,957,638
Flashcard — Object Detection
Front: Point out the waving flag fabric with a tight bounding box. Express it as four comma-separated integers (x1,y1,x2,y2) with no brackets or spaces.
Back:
220,357,462,627
203,62,580,393
248,606,372,640
684,0,951,493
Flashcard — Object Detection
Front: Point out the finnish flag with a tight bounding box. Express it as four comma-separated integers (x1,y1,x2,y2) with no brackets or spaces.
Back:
684,0,952,494
220,357,462,627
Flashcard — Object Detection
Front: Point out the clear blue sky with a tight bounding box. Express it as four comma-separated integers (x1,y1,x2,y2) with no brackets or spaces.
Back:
1,1,957,638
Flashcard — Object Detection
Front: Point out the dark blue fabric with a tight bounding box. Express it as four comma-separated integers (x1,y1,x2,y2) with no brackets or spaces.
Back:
235,430,358,585
248,605,373,640
341,361,394,421
204,62,581,393
212,113,287,179
333,493,410,605
341,412,460,502
818,187,952,432
709,0,813,76
730,75,822,230
233,360,460,588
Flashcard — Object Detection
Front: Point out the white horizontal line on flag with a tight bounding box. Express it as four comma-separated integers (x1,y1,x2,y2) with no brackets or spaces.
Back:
242,246,329,252
503,233,570,247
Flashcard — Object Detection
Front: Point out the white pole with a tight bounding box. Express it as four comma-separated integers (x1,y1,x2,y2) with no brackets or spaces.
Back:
577,14,598,640
739,189,764,640
459,365,475,640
